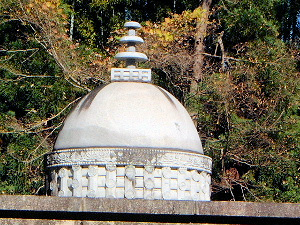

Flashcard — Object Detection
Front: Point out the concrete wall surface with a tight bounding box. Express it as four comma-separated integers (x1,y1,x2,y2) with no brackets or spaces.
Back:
0,195,299,224
0,219,214,225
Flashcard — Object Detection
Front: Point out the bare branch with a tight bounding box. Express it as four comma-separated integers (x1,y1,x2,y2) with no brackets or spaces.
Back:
240,184,246,201
29,97,82,129
199,52,281,65
269,110,285,129
21,48,40,63
225,179,236,201
0,66,59,81
0,54,15,62
7,122,63,164
0,123,62,134
0,48,39,53
231,180,261,201
66,74,91,91
0,97,81,135
227,153,258,167
28,122,63,160
14,73,57,78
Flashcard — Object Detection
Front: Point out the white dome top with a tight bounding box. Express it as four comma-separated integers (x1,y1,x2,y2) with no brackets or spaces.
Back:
54,82,203,154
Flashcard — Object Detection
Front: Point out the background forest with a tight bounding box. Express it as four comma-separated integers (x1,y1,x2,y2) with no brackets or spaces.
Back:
0,0,299,202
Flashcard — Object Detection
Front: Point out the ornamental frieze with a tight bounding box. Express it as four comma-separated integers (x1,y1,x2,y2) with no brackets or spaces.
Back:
46,147,212,173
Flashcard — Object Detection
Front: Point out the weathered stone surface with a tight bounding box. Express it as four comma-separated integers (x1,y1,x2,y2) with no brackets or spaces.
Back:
47,165,211,200
0,219,213,225
53,82,204,153
0,195,300,224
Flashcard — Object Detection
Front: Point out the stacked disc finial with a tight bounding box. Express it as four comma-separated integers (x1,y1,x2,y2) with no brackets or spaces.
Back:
111,21,151,82
115,22,148,68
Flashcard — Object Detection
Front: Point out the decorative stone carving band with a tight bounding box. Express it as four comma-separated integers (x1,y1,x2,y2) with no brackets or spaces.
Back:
48,165,211,200
46,147,212,173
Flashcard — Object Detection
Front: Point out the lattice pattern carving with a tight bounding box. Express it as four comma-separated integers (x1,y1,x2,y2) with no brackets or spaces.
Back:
111,68,151,82
49,165,211,201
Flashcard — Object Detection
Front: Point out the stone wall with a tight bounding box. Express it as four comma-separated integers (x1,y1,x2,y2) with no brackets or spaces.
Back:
0,195,300,224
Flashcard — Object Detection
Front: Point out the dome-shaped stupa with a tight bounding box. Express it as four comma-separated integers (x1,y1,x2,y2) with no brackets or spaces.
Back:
46,22,212,201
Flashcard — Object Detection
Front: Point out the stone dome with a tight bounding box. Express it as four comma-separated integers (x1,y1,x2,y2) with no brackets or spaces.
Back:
46,21,212,201
54,82,203,154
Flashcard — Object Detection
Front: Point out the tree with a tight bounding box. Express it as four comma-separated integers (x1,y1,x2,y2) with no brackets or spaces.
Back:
193,0,213,87
0,0,95,194
141,0,300,202
0,0,299,203
279,0,300,42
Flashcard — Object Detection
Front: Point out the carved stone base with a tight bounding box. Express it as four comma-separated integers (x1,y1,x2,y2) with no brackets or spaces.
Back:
46,147,212,200
48,165,211,201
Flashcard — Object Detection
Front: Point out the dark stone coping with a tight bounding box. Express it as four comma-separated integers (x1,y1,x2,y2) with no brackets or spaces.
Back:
0,195,299,224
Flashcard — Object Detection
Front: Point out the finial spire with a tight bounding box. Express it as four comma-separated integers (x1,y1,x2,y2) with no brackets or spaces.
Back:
111,21,151,82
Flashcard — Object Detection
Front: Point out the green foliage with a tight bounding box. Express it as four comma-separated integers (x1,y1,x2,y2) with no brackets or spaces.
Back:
138,1,300,202
68,0,201,50
277,0,300,41
219,0,281,48
0,0,299,204
0,13,86,194
195,30,299,202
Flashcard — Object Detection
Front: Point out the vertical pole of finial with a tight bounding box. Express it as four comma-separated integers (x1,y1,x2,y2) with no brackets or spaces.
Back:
126,28,136,68
125,28,137,68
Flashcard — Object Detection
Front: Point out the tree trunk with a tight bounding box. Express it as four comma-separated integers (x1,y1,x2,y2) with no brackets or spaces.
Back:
70,0,75,41
70,13,74,40
191,0,212,92
217,31,225,71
